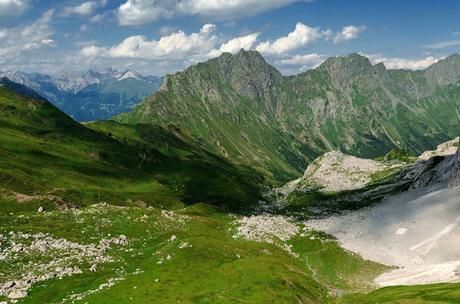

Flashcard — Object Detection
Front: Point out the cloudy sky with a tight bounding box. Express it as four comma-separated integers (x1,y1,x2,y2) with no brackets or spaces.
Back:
1,0,459,76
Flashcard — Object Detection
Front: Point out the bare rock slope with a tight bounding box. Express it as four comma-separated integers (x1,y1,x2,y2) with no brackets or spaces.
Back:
411,137,460,189
281,151,393,194
302,138,460,287
305,186,460,286
418,137,459,160
449,143,460,187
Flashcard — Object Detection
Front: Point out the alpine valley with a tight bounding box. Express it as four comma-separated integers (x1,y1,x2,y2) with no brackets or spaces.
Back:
0,50,459,304
1,69,163,122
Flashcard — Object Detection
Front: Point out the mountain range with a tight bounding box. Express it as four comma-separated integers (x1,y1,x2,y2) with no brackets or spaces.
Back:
1,50,460,304
1,69,163,122
117,50,460,184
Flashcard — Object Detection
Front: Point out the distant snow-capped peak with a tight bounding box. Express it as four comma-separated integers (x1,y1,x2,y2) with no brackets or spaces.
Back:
1,68,158,95
118,70,144,81
0,71,40,91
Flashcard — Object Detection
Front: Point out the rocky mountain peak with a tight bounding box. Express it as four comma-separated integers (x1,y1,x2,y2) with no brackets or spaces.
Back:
234,49,267,62
425,53,460,86
211,49,280,76
437,53,460,65
118,70,144,81
164,49,283,106
316,53,380,85
212,50,283,106
319,53,373,71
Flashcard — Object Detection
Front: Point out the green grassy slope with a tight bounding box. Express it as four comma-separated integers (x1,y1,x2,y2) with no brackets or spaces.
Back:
337,283,460,303
116,51,321,184
1,200,457,303
0,85,261,212
0,203,389,304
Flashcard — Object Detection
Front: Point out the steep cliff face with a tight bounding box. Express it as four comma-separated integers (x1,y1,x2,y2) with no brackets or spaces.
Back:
117,50,460,183
449,140,460,187
410,138,459,189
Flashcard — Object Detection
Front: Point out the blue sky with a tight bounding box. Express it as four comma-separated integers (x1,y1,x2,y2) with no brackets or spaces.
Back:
1,0,459,76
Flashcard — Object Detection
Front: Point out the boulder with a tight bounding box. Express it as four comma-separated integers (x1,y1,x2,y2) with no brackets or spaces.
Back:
8,289,27,299
114,235,128,246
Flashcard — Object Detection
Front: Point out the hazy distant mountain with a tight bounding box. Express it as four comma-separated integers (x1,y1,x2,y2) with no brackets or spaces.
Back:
116,50,460,183
1,69,163,121
0,77,46,101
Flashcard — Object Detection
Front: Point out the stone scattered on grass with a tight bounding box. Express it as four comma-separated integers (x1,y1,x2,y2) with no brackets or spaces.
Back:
233,214,299,256
234,215,299,242
62,277,125,303
0,232,129,299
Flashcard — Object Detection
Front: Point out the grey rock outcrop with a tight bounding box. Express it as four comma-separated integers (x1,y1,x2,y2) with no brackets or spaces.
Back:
448,142,460,187
0,231,129,300
411,137,460,189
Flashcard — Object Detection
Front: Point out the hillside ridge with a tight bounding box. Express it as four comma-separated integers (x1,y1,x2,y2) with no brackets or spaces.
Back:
116,50,460,183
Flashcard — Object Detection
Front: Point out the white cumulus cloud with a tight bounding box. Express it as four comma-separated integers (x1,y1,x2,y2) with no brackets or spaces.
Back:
256,22,326,54
365,53,442,70
219,33,260,53
116,0,173,26
274,53,325,74
207,32,260,57
0,10,56,62
77,20,367,76
333,25,366,44
81,24,219,60
0,0,29,17
63,1,97,16
62,0,108,17
176,0,305,19
116,0,306,26
277,53,325,66
0,28,8,40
